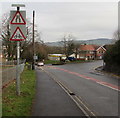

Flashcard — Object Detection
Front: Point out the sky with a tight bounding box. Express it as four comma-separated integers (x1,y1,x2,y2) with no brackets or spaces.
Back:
0,0,118,42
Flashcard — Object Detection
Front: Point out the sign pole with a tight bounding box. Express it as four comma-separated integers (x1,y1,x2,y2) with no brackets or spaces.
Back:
10,4,26,95
16,40,20,95
11,4,26,95
16,6,20,96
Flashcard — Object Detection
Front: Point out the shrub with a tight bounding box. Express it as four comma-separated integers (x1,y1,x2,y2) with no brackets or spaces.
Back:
103,40,120,75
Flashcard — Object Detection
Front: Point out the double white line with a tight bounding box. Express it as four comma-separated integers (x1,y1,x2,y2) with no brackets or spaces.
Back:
41,67,98,118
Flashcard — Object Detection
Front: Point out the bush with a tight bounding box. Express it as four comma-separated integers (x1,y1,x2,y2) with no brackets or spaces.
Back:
103,39,120,75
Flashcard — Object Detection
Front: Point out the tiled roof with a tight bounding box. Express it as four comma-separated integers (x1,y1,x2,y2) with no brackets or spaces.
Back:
79,45,99,51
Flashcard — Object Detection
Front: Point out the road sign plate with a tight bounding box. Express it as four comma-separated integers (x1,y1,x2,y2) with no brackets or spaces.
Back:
10,11,26,25
10,10,26,41
10,27,26,41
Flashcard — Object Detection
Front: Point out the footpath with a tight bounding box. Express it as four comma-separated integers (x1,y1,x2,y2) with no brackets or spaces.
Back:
32,67,85,116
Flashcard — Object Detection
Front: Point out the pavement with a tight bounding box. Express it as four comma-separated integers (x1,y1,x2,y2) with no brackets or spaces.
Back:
32,67,85,116
95,66,120,79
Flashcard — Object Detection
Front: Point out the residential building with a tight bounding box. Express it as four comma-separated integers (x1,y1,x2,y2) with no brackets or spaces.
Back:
70,44,106,60
95,45,106,59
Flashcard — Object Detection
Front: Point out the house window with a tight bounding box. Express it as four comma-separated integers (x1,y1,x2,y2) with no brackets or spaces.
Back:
90,51,94,54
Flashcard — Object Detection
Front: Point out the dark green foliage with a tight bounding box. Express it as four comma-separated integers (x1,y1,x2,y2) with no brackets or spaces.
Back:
103,40,120,74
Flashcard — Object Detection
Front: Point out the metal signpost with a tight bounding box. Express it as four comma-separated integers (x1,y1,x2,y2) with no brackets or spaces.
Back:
10,4,26,95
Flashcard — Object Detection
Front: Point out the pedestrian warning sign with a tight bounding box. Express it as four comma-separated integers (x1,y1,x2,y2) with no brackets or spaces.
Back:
10,27,26,41
10,11,26,25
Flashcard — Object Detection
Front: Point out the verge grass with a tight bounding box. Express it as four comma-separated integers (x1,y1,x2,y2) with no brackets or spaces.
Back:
2,67,36,116
44,59,90,65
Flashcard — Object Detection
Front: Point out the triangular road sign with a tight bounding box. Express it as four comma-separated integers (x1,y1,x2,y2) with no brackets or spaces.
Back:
10,11,26,25
10,27,26,41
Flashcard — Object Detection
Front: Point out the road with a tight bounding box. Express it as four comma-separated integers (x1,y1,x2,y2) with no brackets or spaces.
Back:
43,60,119,116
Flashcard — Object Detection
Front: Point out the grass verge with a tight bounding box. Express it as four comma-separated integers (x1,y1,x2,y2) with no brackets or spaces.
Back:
2,67,36,116
44,59,91,65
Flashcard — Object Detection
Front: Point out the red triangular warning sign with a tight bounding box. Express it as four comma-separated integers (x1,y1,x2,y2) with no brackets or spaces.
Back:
10,11,26,25
10,27,26,41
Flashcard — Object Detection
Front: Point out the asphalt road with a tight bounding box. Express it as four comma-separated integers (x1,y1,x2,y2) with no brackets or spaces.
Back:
32,68,85,116
43,60,119,116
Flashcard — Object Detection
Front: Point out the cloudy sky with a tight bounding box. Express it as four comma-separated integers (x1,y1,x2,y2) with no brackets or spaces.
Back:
0,0,118,42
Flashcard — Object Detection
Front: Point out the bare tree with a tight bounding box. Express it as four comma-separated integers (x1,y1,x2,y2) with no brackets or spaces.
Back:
61,34,67,56
1,12,16,60
113,30,120,41
1,12,41,61
74,44,80,59
60,34,75,58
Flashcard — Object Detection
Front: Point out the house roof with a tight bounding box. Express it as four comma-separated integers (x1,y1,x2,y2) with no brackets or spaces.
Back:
79,44,106,51
96,45,106,51
79,45,98,51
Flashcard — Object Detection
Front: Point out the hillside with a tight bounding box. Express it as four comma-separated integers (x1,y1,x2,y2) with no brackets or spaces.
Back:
45,38,115,47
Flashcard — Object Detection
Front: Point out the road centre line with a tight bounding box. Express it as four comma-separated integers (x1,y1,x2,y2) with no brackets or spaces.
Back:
42,67,97,117
46,65,120,91
75,96,97,117
57,80,91,117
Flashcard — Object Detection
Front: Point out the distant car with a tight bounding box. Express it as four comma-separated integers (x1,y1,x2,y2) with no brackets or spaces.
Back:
37,62,44,66
67,57,76,61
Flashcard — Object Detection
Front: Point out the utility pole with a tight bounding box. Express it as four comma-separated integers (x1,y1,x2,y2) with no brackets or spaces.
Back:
32,10,35,70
